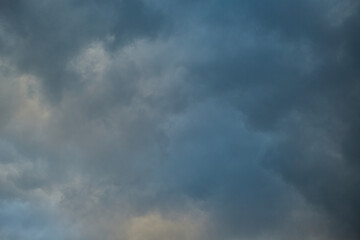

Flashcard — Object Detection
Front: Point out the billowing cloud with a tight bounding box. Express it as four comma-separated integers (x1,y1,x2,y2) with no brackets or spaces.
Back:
0,0,359,239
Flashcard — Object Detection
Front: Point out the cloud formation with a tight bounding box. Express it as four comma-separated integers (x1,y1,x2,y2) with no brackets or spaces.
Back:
0,0,359,239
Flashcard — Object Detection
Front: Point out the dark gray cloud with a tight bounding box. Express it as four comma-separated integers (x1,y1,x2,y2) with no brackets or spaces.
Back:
0,0,164,101
0,0,359,239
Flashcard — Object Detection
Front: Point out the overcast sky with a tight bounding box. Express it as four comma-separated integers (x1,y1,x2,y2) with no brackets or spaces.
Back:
0,0,360,239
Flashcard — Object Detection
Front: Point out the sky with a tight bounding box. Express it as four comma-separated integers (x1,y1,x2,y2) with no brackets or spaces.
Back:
0,0,360,239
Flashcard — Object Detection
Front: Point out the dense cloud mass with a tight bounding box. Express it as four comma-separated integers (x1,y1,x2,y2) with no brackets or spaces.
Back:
0,0,360,239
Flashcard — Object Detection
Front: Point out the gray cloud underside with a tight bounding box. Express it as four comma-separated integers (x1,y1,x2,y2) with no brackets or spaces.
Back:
0,0,359,239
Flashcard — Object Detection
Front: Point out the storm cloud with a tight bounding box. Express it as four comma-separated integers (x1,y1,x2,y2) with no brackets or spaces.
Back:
0,0,360,239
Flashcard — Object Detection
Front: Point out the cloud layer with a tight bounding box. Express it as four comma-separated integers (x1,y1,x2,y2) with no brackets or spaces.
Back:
1,0,360,239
